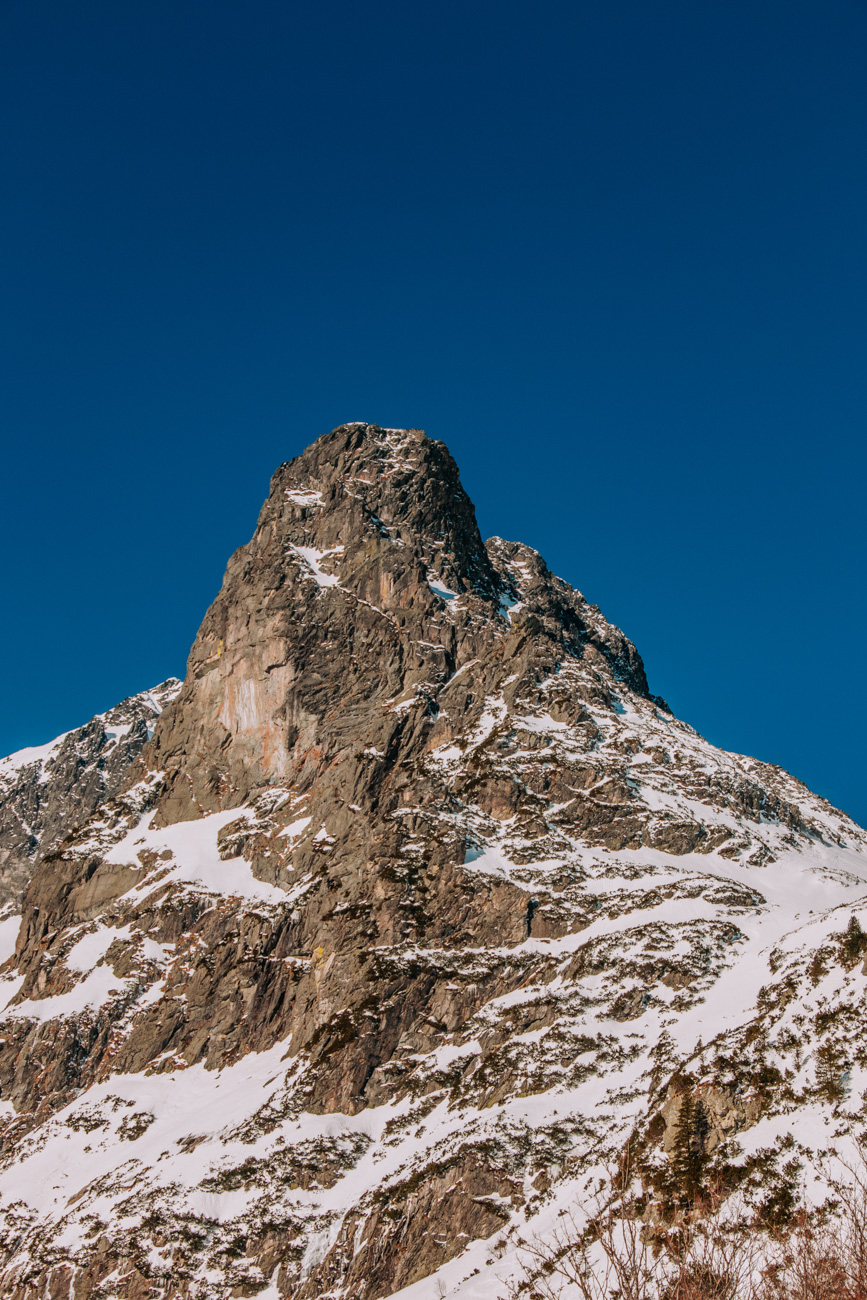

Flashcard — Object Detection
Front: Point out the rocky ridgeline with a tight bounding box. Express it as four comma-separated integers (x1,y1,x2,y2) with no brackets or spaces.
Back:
0,680,180,910
0,423,866,1300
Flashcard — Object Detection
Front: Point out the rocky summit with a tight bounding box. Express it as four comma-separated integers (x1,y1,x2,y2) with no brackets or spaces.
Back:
1,422,866,1300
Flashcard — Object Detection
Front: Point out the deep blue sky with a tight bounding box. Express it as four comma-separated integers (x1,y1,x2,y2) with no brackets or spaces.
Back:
2,0,865,825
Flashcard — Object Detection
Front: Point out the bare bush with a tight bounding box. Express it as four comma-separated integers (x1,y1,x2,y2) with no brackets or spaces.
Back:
756,1211,849,1300
499,1150,758,1300
757,1156,867,1300
664,1225,761,1300
830,1154,867,1300
499,1145,867,1300
500,1213,763,1300
499,1206,663,1299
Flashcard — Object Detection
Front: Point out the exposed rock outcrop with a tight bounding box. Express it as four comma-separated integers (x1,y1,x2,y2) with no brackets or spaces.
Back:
0,680,180,908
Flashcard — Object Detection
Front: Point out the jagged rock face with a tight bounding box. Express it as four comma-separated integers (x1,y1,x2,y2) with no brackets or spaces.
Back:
1,423,866,1300
0,681,180,907
148,423,651,825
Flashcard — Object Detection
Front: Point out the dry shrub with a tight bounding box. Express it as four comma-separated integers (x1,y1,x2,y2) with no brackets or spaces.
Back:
757,1155,867,1300
663,1225,761,1300
500,1155,756,1300
499,1213,758,1300
757,1212,849,1300
499,1146,867,1300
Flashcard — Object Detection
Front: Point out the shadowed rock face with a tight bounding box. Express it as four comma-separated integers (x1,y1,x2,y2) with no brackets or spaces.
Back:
1,423,866,1300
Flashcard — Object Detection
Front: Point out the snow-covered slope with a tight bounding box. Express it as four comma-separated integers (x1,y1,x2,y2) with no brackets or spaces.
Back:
0,425,864,1300
0,680,180,913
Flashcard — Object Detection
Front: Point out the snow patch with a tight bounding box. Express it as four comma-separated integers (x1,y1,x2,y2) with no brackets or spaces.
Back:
106,809,287,905
427,572,458,600
284,487,324,508
289,544,344,589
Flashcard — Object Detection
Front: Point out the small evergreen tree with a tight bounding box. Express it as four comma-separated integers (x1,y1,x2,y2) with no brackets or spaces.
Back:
839,915,867,968
815,1044,844,1102
670,1087,710,1205
649,1030,678,1091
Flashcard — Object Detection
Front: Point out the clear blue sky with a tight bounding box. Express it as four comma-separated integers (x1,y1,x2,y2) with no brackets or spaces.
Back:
1,0,865,825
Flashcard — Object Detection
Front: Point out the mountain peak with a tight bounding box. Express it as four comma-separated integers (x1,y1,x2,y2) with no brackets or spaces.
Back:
146,424,651,823
5,425,864,1299
262,421,499,600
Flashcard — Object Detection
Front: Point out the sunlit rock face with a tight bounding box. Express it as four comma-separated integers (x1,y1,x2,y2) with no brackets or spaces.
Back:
0,423,865,1300
147,423,650,829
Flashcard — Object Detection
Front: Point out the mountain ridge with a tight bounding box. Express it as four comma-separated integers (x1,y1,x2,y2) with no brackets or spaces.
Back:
0,679,181,912
0,423,865,1300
